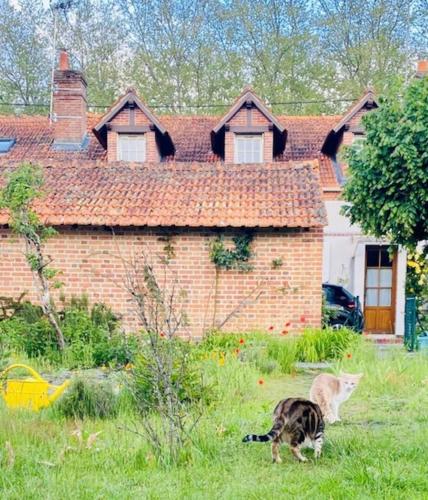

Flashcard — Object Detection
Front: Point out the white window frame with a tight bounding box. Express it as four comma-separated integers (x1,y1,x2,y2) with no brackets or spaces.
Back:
234,134,263,164
117,134,146,162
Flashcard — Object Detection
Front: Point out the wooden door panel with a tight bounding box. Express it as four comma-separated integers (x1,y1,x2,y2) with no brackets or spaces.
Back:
364,246,396,334
364,308,378,331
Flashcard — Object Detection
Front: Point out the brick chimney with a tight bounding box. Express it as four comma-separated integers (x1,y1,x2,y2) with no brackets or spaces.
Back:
52,49,88,150
416,60,428,78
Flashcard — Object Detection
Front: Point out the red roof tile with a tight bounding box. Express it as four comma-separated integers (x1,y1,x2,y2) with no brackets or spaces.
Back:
0,160,327,228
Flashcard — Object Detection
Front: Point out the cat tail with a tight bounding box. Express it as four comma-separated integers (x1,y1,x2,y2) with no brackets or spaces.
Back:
242,417,285,443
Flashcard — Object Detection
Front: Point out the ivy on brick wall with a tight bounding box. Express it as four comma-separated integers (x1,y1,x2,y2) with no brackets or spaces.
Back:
209,233,253,271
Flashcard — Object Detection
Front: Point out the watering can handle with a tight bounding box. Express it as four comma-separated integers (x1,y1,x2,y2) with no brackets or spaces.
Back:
0,363,45,382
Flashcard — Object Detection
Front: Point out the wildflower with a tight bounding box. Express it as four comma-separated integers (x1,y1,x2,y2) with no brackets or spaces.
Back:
285,321,291,327
239,338,245,345
218,356,225,367
160,332,166,338
300,315,306,323
268,325,274,331
124,363,133,371
281,330,288,336
234,348,240,355
258,379,264,385
346,353,352,359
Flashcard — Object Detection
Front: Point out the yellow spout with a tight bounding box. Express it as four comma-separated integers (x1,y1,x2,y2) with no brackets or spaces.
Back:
48,379,71,403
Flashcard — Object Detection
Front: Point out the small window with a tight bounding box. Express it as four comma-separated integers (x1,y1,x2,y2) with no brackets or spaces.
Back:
0,138,15,153
234,134,263,163
118,134,146,162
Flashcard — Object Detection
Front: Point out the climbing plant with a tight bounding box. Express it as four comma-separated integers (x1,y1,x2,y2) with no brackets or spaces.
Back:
209,233,254,271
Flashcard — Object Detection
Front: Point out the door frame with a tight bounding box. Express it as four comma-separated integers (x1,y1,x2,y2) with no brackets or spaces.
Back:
363,245,397,334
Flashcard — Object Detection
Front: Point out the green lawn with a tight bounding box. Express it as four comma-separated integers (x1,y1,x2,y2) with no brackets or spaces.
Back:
1,343,428,499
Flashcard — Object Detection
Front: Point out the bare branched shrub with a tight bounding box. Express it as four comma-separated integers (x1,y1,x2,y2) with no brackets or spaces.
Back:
121,250,206,465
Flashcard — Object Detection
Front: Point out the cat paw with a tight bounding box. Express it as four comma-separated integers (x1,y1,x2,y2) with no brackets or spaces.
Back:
299,456,308,462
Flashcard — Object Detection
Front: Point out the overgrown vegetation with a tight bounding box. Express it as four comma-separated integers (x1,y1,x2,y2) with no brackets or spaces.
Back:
1,341,427,498
55,378,119,420
0,163,65,350
209,234,254,271
0,296,138,368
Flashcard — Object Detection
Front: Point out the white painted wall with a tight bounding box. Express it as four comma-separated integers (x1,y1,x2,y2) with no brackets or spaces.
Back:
323,200,406,335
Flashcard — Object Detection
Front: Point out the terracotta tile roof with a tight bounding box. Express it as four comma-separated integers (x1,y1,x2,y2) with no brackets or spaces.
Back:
0,160,327,228
0,113,341,191
0,114,339,161
318,154,341,191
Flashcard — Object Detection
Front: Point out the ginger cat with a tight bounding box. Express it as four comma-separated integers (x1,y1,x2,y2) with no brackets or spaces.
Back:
309,373,363,424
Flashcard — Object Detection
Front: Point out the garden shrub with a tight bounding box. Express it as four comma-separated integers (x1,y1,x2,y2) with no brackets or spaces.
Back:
56,378,119,419
295,327,358,362
130,336,211,414
266,337,298,374
0,296,139,368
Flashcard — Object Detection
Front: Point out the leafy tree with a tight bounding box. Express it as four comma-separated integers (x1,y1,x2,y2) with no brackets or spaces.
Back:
0,0,50,111
342,74,428,251
0,163,65,350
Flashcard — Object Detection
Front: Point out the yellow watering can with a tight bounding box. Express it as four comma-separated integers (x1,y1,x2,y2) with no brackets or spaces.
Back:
0,364,70,411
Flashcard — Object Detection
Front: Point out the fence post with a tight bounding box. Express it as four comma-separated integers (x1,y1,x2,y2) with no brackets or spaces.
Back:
404,297,417,351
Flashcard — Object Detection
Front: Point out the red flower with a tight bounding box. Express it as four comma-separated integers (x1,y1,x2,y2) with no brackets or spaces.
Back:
258,379,264,385
285,321,291,327
234,348,240,355
300,315,306,323
346,353,352,359
239,338,245,345
268,325,274,331
281,330,289,336
160,332,166,338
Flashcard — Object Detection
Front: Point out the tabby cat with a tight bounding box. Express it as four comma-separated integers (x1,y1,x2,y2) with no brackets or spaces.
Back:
242,397,325,463
309,372,363,424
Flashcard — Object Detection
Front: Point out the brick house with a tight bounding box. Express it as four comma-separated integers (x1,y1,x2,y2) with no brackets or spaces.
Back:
0,50,415,337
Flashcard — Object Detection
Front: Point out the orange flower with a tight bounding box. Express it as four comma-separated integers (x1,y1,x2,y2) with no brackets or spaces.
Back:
268,325,274,331
234,348,240,355
300,315,306,323
258,379,264,385
281,330,289,336
239,338,245,345
346,353,352,359
285,321,291,327
160,332,166,338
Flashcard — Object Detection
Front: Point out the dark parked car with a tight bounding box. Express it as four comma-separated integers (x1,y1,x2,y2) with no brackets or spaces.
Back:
322,283,364,332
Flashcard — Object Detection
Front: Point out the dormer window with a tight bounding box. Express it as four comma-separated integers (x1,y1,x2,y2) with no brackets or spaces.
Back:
0,138,15,154
118,134,146,162
234,134,263,163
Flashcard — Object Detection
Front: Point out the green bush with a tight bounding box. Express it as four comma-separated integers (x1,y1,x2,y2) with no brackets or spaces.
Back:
130,337,210,413
266,338,298,374
295,327,357,362
56,378,119,419
0,296,139,368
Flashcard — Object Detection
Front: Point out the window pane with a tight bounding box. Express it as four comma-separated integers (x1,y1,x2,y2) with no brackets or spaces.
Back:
379,289,391,306
118,134,146,162
366,289,378,306
380,249,393,267
366,269,379,287
235,135,262,163
379,269,392,287
366,248,379,266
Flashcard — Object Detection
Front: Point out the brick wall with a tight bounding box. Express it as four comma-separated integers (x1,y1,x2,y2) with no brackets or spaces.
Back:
0,226,323,337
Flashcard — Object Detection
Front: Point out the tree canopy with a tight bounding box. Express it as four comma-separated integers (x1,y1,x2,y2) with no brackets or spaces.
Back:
342,75,428,251
0,0,426,115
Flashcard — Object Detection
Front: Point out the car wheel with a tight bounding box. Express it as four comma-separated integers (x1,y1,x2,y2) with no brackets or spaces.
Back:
331,323,345,330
